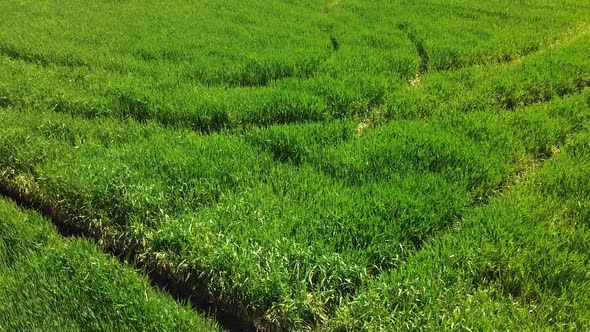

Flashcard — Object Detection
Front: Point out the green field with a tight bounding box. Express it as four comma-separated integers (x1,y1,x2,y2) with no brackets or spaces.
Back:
1,0,590,330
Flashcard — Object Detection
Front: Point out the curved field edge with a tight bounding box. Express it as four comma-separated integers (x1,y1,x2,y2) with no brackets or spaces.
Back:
0,197,220,331
1,88,589,330
326,128,590,331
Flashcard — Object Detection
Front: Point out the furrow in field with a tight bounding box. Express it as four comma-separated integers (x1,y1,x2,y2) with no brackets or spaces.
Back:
0,197,221,331
444,23,590,72
0,176,256,332
509,24,590,64
385,33,590,120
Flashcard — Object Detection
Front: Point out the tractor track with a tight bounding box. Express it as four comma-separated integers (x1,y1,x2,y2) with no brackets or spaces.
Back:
398,23,429,87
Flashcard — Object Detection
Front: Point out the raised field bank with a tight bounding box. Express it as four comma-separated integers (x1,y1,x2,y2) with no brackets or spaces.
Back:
1,0,589,331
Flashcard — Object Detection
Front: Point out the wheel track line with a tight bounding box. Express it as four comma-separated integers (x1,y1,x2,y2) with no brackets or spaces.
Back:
398,23,429,87
442,23,590,72
508,24,590,65
0,42,89,68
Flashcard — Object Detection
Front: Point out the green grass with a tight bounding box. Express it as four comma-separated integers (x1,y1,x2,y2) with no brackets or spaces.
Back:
0,198,219,331
1,0,590,330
